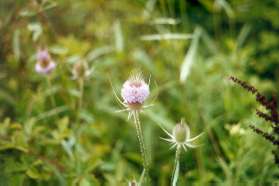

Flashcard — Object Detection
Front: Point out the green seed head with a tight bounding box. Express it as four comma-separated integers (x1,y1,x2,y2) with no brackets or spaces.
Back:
128,181,138,186
173,123,188,143
73,61,88,79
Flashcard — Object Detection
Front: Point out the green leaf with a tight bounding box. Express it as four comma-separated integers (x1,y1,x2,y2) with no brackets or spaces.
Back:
80,110,94,123
26,160,52,180
27,22,42,41
138,169,146,186
12,29,21,61
34,106,68,121
114,20,124,53
237,24,251,49
141,33,192,41
180,27,201,83
215,0,234,18
86,46,114,62
61,137,75,159
80,178,91,186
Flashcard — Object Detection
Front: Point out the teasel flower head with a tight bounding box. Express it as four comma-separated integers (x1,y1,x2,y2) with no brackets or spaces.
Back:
161,119,203,152
128,180,138,186
112,70,153,174
112,70,153,120
35,48,56,75
72,60,91,80
121,71,150,110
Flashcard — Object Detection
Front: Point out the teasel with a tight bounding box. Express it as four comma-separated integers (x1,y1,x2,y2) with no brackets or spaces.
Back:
127,168,146,186
35,48,56,75
161,119,203,185
72,60,93,115
229,76,279,166
112,70,153,179
128,180,138,186
72,60,92,81
35,47,56,106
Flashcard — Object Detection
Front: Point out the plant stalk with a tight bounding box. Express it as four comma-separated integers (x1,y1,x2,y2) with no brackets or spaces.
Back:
172,146,181,186
133,111,149,177
46,76,55,107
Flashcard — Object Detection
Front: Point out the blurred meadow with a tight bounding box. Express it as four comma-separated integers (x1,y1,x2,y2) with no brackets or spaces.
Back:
0,0,279,185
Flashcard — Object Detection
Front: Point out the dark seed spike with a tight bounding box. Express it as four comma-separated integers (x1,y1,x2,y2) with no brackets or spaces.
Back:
270,96,279,124
229,76,257,94
230,76,279,126
274,126,279,134
230,76,279,166
272,150,279,166
249,125,279,146
256,109,278,126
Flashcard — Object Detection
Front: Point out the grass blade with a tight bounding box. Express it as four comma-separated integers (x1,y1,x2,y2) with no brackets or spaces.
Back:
114,20,124,53
180,27,202,83
150,18,180,25
141,33,192,41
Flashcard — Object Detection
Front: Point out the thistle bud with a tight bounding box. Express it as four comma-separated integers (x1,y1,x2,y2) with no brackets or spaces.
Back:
172,122,189,143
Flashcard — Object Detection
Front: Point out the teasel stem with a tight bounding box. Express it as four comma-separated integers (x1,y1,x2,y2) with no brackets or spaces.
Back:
46,76,55,107
73,77,85,125
133,110,149,178
75,78,84,143
78,78,84,114
73,78,85,175
172,146,181,186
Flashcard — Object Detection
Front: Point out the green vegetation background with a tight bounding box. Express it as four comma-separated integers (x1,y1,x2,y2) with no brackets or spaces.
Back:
0,0,278,185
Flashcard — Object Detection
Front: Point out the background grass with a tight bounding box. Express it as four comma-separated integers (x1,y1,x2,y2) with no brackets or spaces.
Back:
0,0,279,185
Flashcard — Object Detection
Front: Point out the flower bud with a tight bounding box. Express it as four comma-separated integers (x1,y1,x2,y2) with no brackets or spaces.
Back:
172,122,188,143
72,61,89,79
37,49,51,63
128,181,138,186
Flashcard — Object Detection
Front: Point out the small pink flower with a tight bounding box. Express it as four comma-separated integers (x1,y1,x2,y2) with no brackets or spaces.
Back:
35,49,56,75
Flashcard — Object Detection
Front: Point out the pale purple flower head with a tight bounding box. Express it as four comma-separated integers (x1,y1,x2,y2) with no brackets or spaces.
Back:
121,73,150,105
35,61,56,75
36,49,51,62
35,49,56,75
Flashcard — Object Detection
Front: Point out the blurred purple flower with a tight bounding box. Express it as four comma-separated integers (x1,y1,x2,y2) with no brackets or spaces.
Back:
35,61,56,75
36,49,51,62
35,49,56,75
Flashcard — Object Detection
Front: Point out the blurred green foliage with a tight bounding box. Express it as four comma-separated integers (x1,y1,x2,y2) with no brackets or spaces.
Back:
0,0,278,185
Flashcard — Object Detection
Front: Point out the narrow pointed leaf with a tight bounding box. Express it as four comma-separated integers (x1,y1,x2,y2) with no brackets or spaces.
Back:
180,27,201,83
